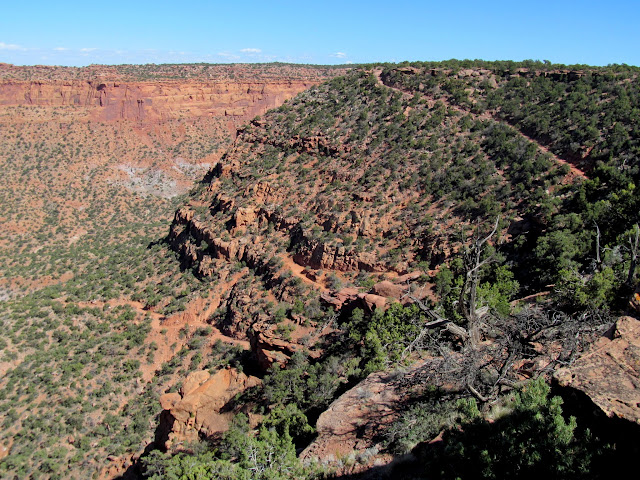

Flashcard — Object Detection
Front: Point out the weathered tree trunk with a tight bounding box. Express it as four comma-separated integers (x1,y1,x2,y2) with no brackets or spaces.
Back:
626,224,639,287
459,217,499,349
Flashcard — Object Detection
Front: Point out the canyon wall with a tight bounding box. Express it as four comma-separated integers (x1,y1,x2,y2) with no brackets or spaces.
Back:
0,79,314,128
0,63,347,129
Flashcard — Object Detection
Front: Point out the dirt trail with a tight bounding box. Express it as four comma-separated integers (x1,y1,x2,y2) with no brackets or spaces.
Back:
514,129,587,180
139,274,251,382
280,254,329,292
373,68,412,100
373,68,588,180
77,277,251,383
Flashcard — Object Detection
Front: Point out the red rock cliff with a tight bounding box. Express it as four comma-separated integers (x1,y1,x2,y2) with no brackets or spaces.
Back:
0,79,313,127
0,63,348,130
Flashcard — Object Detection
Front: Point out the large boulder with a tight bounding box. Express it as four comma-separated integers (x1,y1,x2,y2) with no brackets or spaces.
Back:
554,316,640,424
300,369,402,466
371,280,404,299
157,368,261,451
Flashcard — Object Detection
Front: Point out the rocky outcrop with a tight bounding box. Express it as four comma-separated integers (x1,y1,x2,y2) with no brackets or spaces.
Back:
169,206,270,277
156,368,261,451
290,224,386,272
318,274,429,315
554,316,640,424
300,368,410,469
371,280,405,299
300,357,464,474
320,288,387,314
248,321,307,371
237,126,349,158
171,197,388,275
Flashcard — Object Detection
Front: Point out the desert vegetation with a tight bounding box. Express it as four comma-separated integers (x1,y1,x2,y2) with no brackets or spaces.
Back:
0,60,639,479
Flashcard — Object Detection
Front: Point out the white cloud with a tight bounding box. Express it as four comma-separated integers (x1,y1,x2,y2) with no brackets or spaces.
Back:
0,42,24,51
330,51,347,58
241,48,261,54
53,47,68,51
217,52,241,60
80,47,97,52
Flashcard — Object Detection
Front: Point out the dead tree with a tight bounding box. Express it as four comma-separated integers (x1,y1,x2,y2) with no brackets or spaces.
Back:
626,224,639,288
594,222,602,270
399,216,613,404
458,216,500,348
400,218,502,402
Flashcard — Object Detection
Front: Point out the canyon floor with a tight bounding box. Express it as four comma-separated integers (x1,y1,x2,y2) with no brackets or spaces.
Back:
0,62,347,479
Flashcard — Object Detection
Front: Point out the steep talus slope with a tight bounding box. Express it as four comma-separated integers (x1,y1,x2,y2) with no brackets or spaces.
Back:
169,66,577,295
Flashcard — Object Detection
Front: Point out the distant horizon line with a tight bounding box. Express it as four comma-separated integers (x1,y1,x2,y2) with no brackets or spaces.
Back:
3,58,640,69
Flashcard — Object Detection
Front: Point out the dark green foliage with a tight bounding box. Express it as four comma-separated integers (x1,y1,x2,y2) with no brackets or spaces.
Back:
261,404,315,446
477,265,519,316
417,379,602,479
144,452,247,480
361,303,426,373
262,351,346,413
143,414,319,480
555,267,618,311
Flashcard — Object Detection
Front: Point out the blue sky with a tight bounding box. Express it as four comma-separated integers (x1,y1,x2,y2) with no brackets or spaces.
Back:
1,1,639,67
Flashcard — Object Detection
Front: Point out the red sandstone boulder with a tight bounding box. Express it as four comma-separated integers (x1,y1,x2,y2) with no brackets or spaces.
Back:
157,368,261,451
371,280,404,299
555,316,640,424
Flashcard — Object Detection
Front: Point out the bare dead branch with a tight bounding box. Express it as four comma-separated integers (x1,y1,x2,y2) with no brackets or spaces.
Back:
626,224,639,287
594,221,601,267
